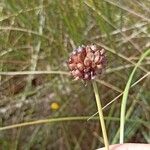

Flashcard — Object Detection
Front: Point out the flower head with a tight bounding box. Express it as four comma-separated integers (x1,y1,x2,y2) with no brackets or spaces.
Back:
50,102,60,111
68,44,106,80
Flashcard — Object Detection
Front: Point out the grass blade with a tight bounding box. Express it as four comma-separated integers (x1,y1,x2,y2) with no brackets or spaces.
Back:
120,48,150,143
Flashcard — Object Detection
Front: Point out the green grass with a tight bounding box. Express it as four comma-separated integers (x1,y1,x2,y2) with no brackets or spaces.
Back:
119,48,150,144
0,0,150,149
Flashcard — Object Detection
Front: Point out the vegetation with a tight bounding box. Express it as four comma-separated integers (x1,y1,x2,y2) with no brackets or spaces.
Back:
0,0,149,149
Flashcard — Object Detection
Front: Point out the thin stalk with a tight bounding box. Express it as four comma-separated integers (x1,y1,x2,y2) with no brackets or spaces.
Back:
87,72,149,121
0,116,148,131
119,49,150,144
92,80,109,150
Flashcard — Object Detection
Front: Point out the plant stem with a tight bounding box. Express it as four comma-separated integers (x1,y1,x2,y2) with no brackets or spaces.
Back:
0,116,147,131
92,80,109,150
119,48,150,144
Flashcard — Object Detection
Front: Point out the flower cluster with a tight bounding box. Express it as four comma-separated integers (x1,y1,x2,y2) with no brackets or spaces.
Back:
68,44,106,80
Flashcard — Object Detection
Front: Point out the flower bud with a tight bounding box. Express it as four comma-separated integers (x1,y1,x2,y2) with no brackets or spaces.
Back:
68,44,106,80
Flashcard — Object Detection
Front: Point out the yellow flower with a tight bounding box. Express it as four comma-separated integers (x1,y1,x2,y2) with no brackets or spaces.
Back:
50,102,60,110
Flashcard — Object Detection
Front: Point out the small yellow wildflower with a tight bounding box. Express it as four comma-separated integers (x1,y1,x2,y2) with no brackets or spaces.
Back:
50,102,60,110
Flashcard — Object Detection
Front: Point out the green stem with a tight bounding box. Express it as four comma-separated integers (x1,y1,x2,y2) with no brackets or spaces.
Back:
119,49,150,144
92,80,109,150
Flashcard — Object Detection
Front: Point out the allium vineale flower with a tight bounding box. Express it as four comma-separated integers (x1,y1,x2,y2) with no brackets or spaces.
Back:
68,44,106,80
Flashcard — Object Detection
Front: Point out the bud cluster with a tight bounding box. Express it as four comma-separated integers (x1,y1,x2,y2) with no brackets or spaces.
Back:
68,44,106,80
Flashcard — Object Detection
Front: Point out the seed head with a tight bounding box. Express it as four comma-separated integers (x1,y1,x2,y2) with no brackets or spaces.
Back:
68,44,106,81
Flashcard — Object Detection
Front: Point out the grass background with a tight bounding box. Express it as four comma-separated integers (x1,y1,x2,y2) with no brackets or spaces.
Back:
0,0,150,149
